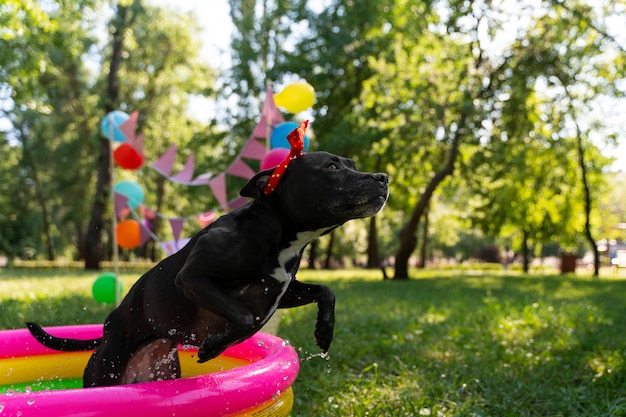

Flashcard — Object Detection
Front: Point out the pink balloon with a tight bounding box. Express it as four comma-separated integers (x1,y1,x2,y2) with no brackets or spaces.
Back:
261,148,290,170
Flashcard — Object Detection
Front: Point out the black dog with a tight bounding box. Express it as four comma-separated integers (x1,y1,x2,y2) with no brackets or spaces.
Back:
27,151,388,387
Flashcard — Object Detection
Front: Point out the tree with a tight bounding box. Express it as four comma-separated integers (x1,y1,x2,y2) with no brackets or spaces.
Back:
348,1,492,278
1,0,101,261
226,0,403,266
1,1,218,265
463,0,622,275
84,0,144,269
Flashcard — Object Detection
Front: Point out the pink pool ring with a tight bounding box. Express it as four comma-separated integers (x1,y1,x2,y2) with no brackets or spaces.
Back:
0,324,299,416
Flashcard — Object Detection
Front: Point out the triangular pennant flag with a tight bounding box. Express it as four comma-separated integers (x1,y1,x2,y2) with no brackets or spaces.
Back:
227,159,255,180
229,196,249,211
119,110,138,143
160,238,191,256
130,132,144,154
140,205,157,220
241,138,267,160
114,192,129,218
189,172,213,186
171,153,195,183
169,218,185,242
209,174,228,211
159,240,180,256
253,115,270,139
263,87,285,125
197,211,216,228
139,222,152,246
152,144,177,176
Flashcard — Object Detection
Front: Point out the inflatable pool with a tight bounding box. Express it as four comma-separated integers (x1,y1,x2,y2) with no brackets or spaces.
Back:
0,324,299,416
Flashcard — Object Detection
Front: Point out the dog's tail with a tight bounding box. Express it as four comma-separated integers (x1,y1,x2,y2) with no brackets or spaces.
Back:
25,322,101,351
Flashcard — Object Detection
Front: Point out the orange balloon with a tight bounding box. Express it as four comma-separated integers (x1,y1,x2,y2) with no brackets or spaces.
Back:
116,220,141,249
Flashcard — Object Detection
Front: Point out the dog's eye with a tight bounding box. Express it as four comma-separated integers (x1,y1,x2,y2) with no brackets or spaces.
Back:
326,163,337,170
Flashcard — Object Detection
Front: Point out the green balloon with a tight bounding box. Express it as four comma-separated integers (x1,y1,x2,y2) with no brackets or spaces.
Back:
92,273,123,304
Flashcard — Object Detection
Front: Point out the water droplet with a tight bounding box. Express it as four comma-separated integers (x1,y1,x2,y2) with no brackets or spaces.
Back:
168,329,177,336
0,401,5,412
24,386,31,394
281,340,291,347
255,316,261,321
257,340,265,347
5,390,15,397
27,398,35,406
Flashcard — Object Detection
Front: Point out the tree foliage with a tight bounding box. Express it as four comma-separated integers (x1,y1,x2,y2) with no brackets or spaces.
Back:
0,0,624,274
0,0,218,266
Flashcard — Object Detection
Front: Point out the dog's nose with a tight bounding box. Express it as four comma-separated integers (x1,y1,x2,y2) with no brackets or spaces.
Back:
373,173,388,185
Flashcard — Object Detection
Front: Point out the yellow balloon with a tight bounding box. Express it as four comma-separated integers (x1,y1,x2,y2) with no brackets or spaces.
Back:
274,82,315,113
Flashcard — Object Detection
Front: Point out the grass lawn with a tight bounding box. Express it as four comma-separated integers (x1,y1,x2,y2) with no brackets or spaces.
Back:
1,267,625,416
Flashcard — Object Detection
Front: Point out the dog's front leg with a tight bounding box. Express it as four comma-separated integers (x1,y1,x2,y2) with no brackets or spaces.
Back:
278,279,335,352
174,274,255,362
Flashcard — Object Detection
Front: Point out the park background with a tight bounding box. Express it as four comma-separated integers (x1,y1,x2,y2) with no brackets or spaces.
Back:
1,0,626,415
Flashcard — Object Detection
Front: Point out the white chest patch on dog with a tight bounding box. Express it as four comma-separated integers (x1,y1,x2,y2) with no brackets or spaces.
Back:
271,229,331,283
265,228,334,318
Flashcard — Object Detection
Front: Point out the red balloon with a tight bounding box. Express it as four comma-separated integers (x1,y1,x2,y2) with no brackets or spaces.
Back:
114,143,144,170
261,148,290,170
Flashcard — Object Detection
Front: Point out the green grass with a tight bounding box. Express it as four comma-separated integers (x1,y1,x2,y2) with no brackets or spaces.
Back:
1,268,626,416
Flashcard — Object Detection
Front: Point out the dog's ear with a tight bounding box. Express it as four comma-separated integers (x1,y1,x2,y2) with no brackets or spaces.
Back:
240,168,274,199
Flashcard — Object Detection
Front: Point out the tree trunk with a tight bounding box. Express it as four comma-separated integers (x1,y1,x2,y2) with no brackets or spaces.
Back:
393,112,467,279
577,134,599,277
323,231,335,269
366,215,381,268
573,118,599,277
522,228,530,273
83,4,136,270
308,239,319,269
417,202,430,268
149,176,166,261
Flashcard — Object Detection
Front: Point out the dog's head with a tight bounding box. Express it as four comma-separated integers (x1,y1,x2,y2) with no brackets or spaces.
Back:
241,151,388,230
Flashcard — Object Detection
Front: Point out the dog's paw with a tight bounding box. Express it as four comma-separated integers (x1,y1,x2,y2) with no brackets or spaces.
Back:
197,340,220,363
197,349,210,363
314,321,334,353
197,336,231,363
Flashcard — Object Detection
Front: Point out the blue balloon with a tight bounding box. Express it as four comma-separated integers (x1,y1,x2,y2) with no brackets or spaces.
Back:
270,122,310,151
114,180,144,209
100,111,130,142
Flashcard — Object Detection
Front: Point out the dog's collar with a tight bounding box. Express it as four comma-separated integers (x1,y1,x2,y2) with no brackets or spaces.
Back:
264,120,309,195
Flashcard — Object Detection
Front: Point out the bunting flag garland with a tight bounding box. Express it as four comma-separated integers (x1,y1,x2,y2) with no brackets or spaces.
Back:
114,85,297,255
